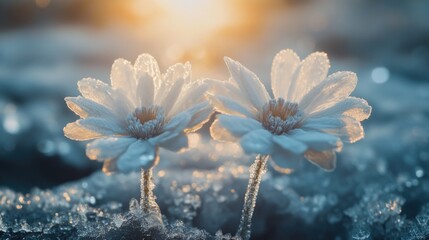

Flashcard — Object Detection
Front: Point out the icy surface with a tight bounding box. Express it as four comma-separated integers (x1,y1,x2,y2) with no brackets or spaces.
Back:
1,123,429,240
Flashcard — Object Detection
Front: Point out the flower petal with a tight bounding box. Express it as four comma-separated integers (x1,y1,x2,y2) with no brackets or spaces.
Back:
302,117,345,131
160,77,185,117
210,119,237,142
136,56,159,104
149,130,178,145
110,58,137,105
216,114,263,139
148,130,188,152
135,73,154,107
302,116,364,143
299,71,357,114
206,78,255,110
240,129,274,155
310,97,372,121
272,135,308,154
224,57,270,109
287,52,330,102
304,149,336,171
64,118,126,141
117,140,156,172
184,101,213,133
77,78,114,105
164,111,192,133
134,53,161,107
134,54,161,107
77,78,133,116
134,54,160,79
63,122,104,141
79,117,125,134
86,137,136,161
134,53,162,93
271,49,300,99
158,133,188,152
323,116,365,143
155,62,191,103
65,96,116,119
168,79,209,117
288,129,342,152
102,158,119,174
207,93,255,118
271,148,303,170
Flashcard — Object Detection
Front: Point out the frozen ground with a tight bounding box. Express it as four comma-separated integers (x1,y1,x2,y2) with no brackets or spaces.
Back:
1,0,429,239
1,113,429,240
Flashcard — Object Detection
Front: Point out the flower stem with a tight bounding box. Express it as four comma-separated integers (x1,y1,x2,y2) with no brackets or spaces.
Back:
236,154,269,240
140,167,159,214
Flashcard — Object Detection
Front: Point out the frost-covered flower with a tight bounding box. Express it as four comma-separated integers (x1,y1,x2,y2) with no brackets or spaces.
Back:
209,49,371,171
64,54,212,173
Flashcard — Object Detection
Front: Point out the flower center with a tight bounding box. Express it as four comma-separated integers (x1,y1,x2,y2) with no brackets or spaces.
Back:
126,105,165,139
259,98,303,135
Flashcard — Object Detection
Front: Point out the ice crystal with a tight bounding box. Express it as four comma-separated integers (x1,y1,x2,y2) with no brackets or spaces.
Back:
350,223,371,240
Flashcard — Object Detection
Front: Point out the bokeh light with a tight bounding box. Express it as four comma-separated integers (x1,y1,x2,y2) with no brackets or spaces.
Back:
371,67,390,84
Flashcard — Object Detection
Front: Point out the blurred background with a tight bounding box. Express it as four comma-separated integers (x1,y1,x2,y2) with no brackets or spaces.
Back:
1,0,429,239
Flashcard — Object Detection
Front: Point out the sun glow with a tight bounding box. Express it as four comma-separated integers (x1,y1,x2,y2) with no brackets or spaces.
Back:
130,0,281,77
152,0,233,48
157,0,232,28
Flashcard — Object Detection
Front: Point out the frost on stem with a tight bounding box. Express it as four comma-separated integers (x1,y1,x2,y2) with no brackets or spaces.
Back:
140,168,163,226
236,154,269,240
140,168,160,214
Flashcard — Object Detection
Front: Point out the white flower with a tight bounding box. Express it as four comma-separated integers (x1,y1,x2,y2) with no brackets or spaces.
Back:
64,54,212,173
209,49,371,171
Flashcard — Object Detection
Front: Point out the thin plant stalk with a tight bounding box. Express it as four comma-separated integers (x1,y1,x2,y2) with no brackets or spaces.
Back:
140,167,157,213
139,150,162,217
236,154,269,240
